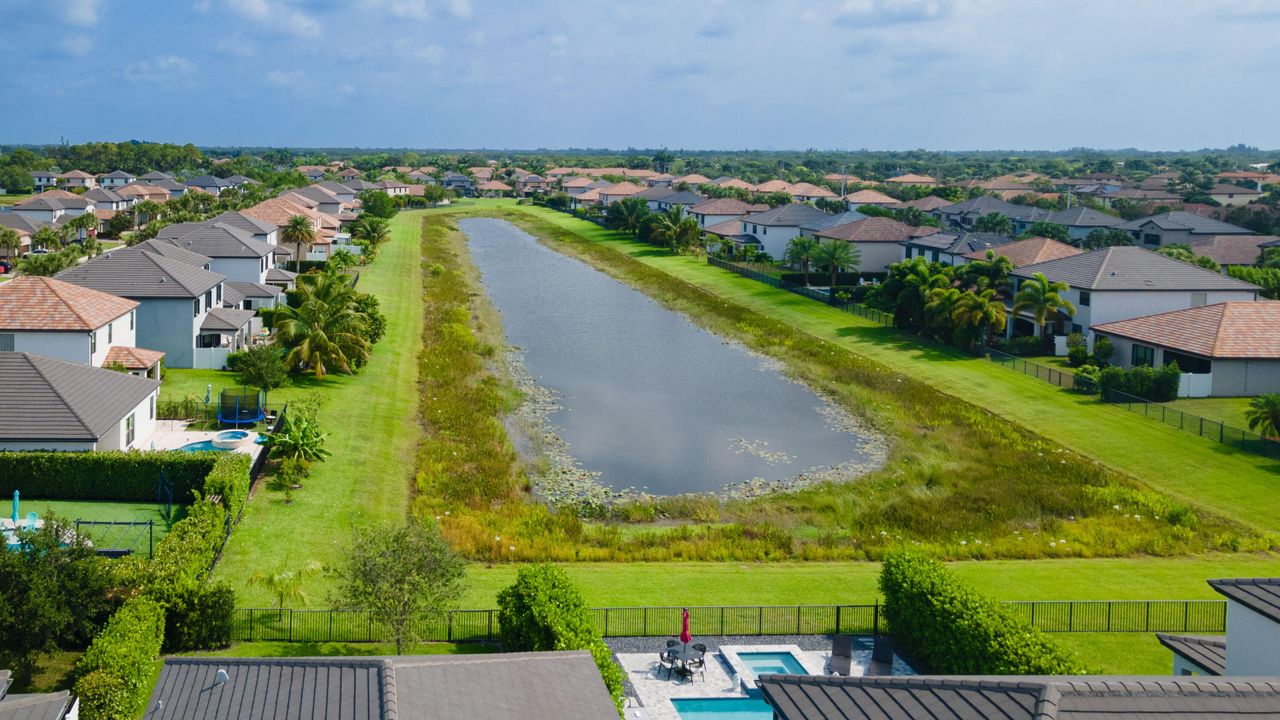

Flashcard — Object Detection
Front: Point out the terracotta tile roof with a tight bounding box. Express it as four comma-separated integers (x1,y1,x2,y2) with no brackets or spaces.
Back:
788,182,837,198
1092,301,1280,359
962,236,1083,267
885,173,938,184
704,216,749,236
1218,171,1268,180
103,345,165,369
690,198,768,216
598,181,646,197
1191,235,1278,266
0,276,137,331
816,217,938,243
117,182,171,200
477,180,512,191
824,173,863,183
902,195,953,211
715,178,756,191
30,189,83,201
674,173,711,185
844,189,898,204
561,176,594,188
574,188,600,203
1207,183,1261,196
58,169,94,179
754,179,794,193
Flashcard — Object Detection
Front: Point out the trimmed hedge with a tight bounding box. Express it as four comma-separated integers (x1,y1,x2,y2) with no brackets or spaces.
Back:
202,452,252,520
74,597,165,720
161,582,235,652
497,564,625,715
0,451,215,503
147,498,228,591
879,551,1085,674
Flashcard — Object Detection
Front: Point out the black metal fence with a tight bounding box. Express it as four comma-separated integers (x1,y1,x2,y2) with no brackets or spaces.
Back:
706,256,893,326
156,399,287,423
231,599,1225,643
1102,388,1280,458
984,346,1077,390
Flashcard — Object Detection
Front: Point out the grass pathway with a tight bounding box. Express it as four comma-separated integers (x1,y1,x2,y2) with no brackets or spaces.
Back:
213,211,425,606
504,204,1280,532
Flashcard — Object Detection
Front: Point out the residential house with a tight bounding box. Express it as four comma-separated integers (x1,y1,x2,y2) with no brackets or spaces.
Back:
9,193,94,231
844,189,899,210
733,203,829,259
148,177,189,198
407,170,435,184
314,181,357,204
961,235,1082,268
711,177,757,192
798,210,869,239
636,186,677,211
116,181,171,207
1161,577,1280,676
655,189,703,214
144,651,619,720
1007,246,1259,339
1139,171,1180,191
208,209,279,246
898,195,952,212
223,175,258,188
673,173,711,186
57,169,96,190
139,171,175,183
284,185,345,216
1097,187,1183,208
84,187,129,229
568,188,601,210
477,180,512,197
789,182,837,203
1217,171,1269,191
0,276,163,378
29,170,59,192
469,166,495,181
343,178,381,194
825,172,863,185
754,179,794,195
297,166,328,182
185,175,231,195
884,173,938,187
377,179,410,196
561,176,596,196
97,170,136,188
645,173,674,188
689,198,767,228
441,172,475,195
757,674,1280,720
815,217,938,273
902,231,1011,266
153,222,281,312
1092,302,1280,396
598,181,647,206
1118,211,1254,249
0,669,74,718
1207,183,1262,207
935,196,1044,231
1030,206,1125,242
57,246,231,369
0,353,160,451
1191,234,1278,267
337,167,363,180
244,198,334,261
514,174,551,196
0,216,33,257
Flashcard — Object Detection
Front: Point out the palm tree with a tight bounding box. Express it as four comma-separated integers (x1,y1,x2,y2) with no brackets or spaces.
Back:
962,250,1014,291
0,227,23,260
974,212,1013,235
274,271,370,377
249,560,323,620
1013,272,1076,337
953,288,1008,350
606,197,649,236
65,212,98,242
811,238,859,290
1245,394,1280,439
280,215,316,263
31,227,62,251
925,286,963,340
350,216,389,246
133,200,162,227
784,237,820,285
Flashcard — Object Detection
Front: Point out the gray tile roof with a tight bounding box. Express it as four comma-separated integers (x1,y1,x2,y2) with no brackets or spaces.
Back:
0,690,70,720
1117,211,1254,235
1156,634,1226,675
99,170,135,180
156,222,275,258
201,307,256,332
221,283,245,307
657,190,704,206
132,238,214,268
82,188,125,203
58,247,223,298
208,210,277,236
140,171,174,181
146,651,617,720
1011,246,1260,291
800,210,868,232
1210,578,1280,624
0,353,159,442
759,675,1280,720
905,231,1012,254
226,281,282,299
150,179,186,192
266,267,298,283
1044,206,1124,228
740,203,830,227
184,175,230,189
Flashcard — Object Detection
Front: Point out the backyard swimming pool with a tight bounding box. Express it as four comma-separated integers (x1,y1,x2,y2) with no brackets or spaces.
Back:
672,697,773,720
178,432,265,452
737,651,807,676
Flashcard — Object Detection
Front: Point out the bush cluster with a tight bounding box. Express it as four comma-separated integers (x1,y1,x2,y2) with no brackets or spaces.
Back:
497,564,625,715
1099,362,1181,402
879,551,1085,674
0,451,215,503
73,597,166,720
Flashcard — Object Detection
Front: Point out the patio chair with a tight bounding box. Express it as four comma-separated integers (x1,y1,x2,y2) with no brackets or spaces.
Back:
686,653,706,683
693,643,708,654
829,635,853,676
656,652,676,680
666,639,680,649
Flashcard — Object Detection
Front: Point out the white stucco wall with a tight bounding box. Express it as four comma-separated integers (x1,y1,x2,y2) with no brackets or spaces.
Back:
209,257,269,284
742,221,800,260
851,242,907,273
1014,286,1258,338
0,440,96,451
90,311,138,367
1225,600,1280,676
4,331,91,365
692,212,741,228
98,390,157,451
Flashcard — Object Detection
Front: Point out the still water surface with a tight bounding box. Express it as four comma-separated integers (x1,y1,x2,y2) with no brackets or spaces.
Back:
461,218,874,496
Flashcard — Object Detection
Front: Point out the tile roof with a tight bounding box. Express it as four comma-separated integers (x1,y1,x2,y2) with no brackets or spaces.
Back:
844,189,898,204
477,180,512,191
0,353,159,441
1207,183,1261,196
185,175,230,188
0,689,70,720
1156,634,1226,675
962,236,1083,267
156,222,275,258
674,173,711,185
201,307,256,332
908,231,1011,255
816,217,936,243
116,182,170,200
704,217,750,237
1118,211,1254,235
207,210,277,236
58,247,223,298
58,170,94,179
599,181,646,197
754,179,795,194
0,276,137,331
759,674,1280,720
902,195,953,211
1210,577,1280,623
139,171,174,181
243,198,323,230
885,173,938,184
561,176,595,188
131,238,214,268
800,210,870,232
1092,302,1280,358
716,178,757,191
1191,234,1278,265
789,182,838,198
739,203,829,227
1013,246,1261,291
103,346,165,370
1044,206,1124,228
689,198,768,216
266,267,298,283
226,281,283,299
657,190,704,206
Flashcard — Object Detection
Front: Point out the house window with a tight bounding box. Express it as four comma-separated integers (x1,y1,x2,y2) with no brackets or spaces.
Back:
1190,292,1207,307
194,299,201,317
1071,324,1083,335
129,310,135,330
1142,232,1160,246
149,395,155,420
125,414,136,446
1132,344,1155,367
205,289,213,307
90,331,96,355
1164,350,1211,374
0,334,12,352
217,284,222,302
107,322,113,343
1079,291,1091,307
930,250,939,262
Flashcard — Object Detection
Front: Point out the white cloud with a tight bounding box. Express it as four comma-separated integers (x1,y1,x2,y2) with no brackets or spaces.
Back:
215,35,257,57
265,69,308,87
413,44,447,64
57,33,93,57
449,0,472,19
64,0,101,27
123,55,196,83
226,0,321,37
550,34,568,45
467,29,487,45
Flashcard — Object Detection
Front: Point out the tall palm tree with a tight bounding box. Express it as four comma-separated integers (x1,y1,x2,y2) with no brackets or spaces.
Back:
953,287,1008,350
249,560,323,620
0,227,23,260
607,197,648,236
31,227,62,251
133,200,162,227
1245,394,1280,439
350,216,389,246
784,237,820,285
811,238,859,290
1013,272,1076,337
974,212,1013,235
925,286,963,340
65,212,97,242
274,271,369,377
280,214,317,262
894,259,949,331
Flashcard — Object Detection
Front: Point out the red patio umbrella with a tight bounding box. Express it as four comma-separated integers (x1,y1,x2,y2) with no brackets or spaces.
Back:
680,607,692,651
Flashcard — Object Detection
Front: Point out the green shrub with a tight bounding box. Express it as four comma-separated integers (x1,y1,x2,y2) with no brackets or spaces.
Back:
879,551,1085,674
1099,362,1181,402
1001,335,1047,357
201,453,251,520
1091,336,1114,367
0,451,215,503
1073,365,1101,394
497,564,624,715
161,582,235,652
147,498,228,591
74,597,165,720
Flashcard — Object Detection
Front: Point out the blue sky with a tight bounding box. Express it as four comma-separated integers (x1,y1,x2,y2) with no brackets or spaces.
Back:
3,0,1280,151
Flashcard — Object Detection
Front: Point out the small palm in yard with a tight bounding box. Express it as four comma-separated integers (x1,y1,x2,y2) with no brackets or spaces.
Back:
1013,272,1076,336
264,404,330,463
250,560,324,619
1245,394,1280,439
784,237,820,285
812,238,859,290
280,214,316,263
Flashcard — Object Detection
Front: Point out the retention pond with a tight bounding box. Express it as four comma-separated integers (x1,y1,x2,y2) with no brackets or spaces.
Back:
460,217,883,501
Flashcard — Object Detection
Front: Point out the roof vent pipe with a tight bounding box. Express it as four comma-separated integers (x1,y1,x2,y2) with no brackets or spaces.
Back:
214,669,228,686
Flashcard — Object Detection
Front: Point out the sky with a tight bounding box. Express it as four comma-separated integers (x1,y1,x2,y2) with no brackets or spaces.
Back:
3,0,1280,151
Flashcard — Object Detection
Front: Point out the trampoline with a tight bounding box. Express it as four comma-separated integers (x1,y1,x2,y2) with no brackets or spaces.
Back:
218,387,265,426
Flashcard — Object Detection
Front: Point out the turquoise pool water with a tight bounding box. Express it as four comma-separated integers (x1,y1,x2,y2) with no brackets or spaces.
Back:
178,440,224,452
739,651,806,675
672,697,774,720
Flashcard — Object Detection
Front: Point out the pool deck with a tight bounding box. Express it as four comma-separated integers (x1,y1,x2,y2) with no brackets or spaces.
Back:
614,636,913,720
145,421,265,463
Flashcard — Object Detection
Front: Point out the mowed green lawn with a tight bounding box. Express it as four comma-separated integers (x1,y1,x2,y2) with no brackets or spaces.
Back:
19,499,178,554
1165,396,1257,430
504,203,1280,533
0,193,32,206
213,211,425,606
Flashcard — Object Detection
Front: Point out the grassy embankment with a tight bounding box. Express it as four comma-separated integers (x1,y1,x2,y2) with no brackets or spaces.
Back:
213,211,425,606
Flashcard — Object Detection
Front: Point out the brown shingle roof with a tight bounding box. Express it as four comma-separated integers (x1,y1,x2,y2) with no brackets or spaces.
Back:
1092,301,1280,359
103,346,165,370
962,236,1083,267
0,276,137,331
816,217,936,243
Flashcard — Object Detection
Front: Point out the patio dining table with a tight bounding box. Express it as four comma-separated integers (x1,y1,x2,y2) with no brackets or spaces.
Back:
666,647,702,665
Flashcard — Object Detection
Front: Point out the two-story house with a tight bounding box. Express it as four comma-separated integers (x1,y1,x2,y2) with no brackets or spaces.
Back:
1007,246,1259,340
598,181,648,206
688,198,768,229
1017,206,1124,242
815,217,939,273
152,222,283,310
441,173,475,195
733,203,830,260
1116,211,1254,249
185,175,231,196
30,170,59,192
843,189,899,211
208,210,279,246
902,231,1011,266
97,170,137,189
0,276,163,378
57,170,96,190
1160,577,1280,676
514,174,551,196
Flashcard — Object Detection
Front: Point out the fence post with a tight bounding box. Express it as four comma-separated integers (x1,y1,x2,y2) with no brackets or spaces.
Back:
604,608,609,638
289,609,294,642
836,606,842,634
329,611,334,642
873,603,879,636
796,607,802,635
488,610,494,642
